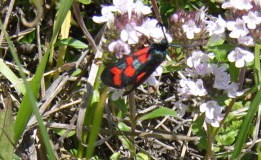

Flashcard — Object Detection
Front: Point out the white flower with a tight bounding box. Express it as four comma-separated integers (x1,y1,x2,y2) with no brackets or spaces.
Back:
121,24,141,44
182,20,201,39
198,7,208,22
113,0,133,19
135,18,172,43
207,15,227,36
213,71,230,90
253,0,261,6
208,52,215,59
113,0,151,19
111,89,125,101
222,0,253,10
146,66,163,86
227,47,254,68
226,82,244,98
92,6,116,24
227,18,249,39
174,101,188,117
179,78,207,96
212,64,230,90
187,51,211,76
108,40,131,58
211,64,245,97
200,101,224,127
237,36,254,46
133,0,152,15
93,0,151,24
242,11,261,29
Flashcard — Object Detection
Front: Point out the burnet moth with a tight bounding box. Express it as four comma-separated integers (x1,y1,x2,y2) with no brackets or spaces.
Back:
101,24,169,95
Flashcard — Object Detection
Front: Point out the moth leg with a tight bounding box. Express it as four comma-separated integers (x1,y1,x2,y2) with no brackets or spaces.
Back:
123,85,137,95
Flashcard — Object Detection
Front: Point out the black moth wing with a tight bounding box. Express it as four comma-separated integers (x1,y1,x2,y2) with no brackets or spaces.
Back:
101,41,168,94
101,57,128,89
123,42,168,94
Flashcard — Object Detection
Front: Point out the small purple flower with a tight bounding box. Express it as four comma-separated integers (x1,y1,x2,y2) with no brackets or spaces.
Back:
214,72,230,90
242,11,261,30
222,0,253,10
133,0,152,15
187,51,211,76
226,83,244,98
212,64,230,90
182,20,201,39
207,15,227,36
146,66,163,86
174,101,188,117
135,18,172,43
227,47,254,68
227,18,249,39
237,36,254,46
93,0,151,27
113,0,151,19
92,6,116,25
200,101,224,127
179,78,207,97
111,89,125,101
120,24,141,44
108,40,131,58
253,0,261,6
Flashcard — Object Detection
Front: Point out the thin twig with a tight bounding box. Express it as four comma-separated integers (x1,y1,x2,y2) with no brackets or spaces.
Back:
0,0,15,46
46,122,201,141
72,1,97,53
128,91,137,157
20,0,43,27
151,0,163,24
36,24,46,97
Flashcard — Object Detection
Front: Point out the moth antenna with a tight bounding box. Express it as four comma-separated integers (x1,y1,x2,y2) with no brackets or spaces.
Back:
150,0,168,43
169,43,202,48
159,23,168,42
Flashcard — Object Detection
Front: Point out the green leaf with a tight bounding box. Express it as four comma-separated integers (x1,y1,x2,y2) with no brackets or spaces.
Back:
135,152,149,160
118,122,131,132
86,89,107,158
192,115,207,150
71,68,82,77
138,107,176,121
77,0,91,4
216,130,238,145
232,89,261,159
0,59,26,94
53,128,76,137
110,152,121,160
56,38,88,49
0,106,14,160
207,36,225,46
207,44,234,62
229,63,240,82
192,115,205,133
118,122,131,150
19,31,35,43
10,0,74,159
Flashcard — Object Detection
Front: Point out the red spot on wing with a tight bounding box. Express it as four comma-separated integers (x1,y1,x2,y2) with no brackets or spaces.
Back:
134,47,149,56
124,66,136,77
138,53,149,63
111,67,122,74
124,57,135,77
136,72,146,82
125,57,133,65
134,47,149,63
111,67,123,86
